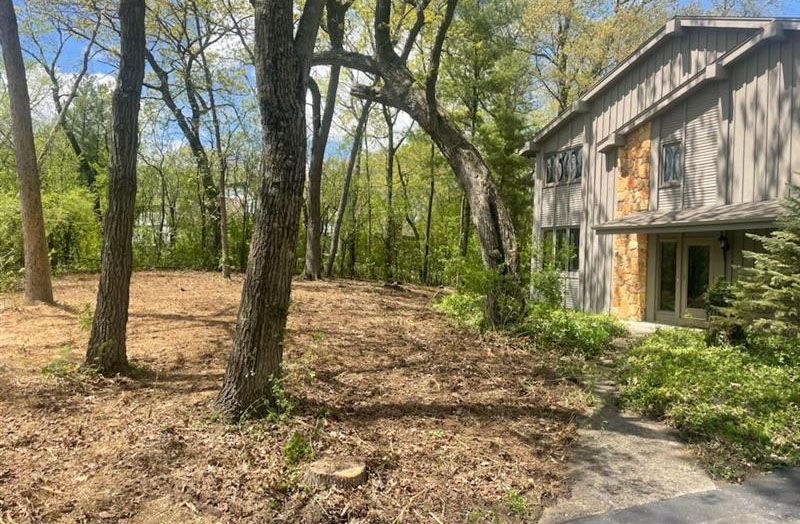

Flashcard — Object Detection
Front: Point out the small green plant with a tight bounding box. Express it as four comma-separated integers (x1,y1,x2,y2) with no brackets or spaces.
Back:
41,346,79,377
517,304,626,357
433,291,486,330
505,488,528,516
466,508,499,523
283,431,313,465
529,268,563,308
76,303,94,332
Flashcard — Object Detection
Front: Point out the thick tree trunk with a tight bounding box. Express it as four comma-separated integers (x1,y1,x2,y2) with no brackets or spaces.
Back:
422,143,435,284
0,0,53,304
326,102,370,277
303,64,340,280
84,0,145,374
216,0,322,420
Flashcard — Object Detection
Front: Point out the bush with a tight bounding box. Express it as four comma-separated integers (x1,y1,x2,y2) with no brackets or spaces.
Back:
516,304,626,357
620,328,800,479
529,269,562,308
433,291,486,330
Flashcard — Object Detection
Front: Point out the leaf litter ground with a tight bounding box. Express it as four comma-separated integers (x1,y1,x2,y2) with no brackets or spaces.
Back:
0,271,589,523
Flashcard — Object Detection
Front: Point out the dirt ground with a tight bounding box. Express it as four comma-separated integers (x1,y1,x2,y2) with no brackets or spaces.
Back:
0,271,589,523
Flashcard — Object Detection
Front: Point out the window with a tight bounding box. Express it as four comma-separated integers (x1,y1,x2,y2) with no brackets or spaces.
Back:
545,155,556,185
661,142,682,186
542,230,555,268
544,147,582,185
540,226,580,272
568,227,580,271
566,148,582,182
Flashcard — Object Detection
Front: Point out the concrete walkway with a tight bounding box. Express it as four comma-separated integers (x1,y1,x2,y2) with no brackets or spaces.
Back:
569,467,800,523
540,377,717,523
540,332,799,523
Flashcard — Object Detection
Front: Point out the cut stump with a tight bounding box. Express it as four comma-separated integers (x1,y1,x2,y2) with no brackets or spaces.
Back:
304,457,367,489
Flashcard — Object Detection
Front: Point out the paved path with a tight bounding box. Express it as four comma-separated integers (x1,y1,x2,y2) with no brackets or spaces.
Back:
569,467,800,523
540,377,717,523
540,332,799,523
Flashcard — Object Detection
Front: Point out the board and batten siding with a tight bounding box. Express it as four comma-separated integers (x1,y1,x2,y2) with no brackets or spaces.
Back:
684,88,720,208
727,34,800,204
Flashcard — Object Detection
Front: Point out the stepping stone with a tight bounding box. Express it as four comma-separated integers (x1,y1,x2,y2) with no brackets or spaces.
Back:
304,457,367,489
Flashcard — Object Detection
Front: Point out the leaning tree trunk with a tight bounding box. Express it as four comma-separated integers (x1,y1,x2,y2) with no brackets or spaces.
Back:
216,0,322,420
353,68,522,325
0,0,53,304
84,0,146,374
326,102,370,277
421,142,435,284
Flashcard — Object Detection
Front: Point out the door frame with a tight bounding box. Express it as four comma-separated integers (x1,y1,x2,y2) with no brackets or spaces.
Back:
650,233,724,326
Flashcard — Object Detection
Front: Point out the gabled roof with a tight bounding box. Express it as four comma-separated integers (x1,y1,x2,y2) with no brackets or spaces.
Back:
522,16,800,156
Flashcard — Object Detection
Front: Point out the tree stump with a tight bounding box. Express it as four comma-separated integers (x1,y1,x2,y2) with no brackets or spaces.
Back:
304,457,367,489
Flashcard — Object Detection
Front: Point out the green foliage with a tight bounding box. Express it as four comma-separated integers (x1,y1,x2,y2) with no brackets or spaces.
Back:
620,329,800,479
77,303,94,332
529,269,563,308
283,431,313,465
505,488,529,516
41,346,80,378
433,291,486,331
517,304,626,357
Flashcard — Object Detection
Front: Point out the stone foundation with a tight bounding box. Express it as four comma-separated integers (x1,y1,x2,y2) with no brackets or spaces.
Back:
611,123,650,321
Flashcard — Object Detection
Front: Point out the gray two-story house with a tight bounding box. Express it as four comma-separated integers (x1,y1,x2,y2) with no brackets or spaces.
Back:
522,16,800,325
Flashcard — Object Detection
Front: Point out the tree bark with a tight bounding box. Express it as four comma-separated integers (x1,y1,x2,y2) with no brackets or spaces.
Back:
0,0,53,304
216,0,323,420
326,102,370,277
422,142,435,283
84,0,146,374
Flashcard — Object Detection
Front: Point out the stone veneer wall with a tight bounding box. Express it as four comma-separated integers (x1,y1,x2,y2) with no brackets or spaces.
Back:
611,122,651,321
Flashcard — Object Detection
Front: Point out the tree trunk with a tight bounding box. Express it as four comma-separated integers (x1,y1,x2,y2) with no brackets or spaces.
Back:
382,106,395,283
459,194,470,257
0,0,53,304
364,128,373,278
84,0,145,374
422,142,435,284
304,64,340,279
216,0,322,420
352,65,522,325
326,102,370,277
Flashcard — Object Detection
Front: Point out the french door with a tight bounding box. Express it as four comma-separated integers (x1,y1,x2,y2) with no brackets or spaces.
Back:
655,235,722,325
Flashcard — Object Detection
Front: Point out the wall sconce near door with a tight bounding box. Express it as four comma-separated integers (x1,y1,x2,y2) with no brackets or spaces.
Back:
718,233,730,253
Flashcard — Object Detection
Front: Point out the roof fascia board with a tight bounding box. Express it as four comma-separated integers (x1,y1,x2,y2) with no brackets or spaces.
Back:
594,217,777,235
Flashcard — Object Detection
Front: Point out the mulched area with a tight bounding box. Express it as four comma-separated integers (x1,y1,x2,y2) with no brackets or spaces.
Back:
0,271,588,523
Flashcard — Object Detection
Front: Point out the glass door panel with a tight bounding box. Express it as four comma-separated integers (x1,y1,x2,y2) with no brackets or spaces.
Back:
658,241,678,313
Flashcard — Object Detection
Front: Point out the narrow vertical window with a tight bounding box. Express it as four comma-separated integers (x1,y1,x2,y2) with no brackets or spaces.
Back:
545,155,555,185
661,142,682,186
567,148,582,182
542,230,555,269
568,227,580,272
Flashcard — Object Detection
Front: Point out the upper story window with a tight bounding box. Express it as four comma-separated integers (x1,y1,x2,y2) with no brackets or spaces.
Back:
544,147,582,186
661,141,682,186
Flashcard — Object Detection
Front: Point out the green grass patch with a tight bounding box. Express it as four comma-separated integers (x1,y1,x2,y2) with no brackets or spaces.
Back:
619,328,800,480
